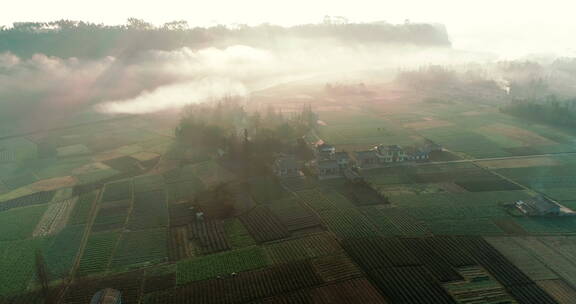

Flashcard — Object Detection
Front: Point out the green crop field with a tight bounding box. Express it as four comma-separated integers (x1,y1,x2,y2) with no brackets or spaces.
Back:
110,228,168,270
165,178,204,204
0,237,52,296
68,191,97,226
318,208,380,239
296,189,355,212
44,225,86,279
134,174,165,193
485,236,558,281
223,218,256,249
78,231,121,276
127,190,168,230
176,246,269,284
101,180,132,202
264,233,342,264
0,204,48,241
249,177,289,204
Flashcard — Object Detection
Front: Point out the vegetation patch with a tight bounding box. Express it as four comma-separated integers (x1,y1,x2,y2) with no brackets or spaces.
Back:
44,224,85,279
189,219,230,254
127,190,168,230
485,237,558,281
68,190,97,226
319,208,380,239
101,180,132,202
176,246,268,284
264,233,342,264
268,197,322,232
0,190,55,212
223,218,256,249
78,231,121,276
110,228,168,270
455,179,522,192
0,204,48,241
0,237,52,296
92,200,130,232
296,189,355,212
239,206,290,243
134,174,165,193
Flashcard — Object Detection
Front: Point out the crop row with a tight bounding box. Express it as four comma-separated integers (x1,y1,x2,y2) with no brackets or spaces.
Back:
127,190,169,230
264,232,341,264
110,228,168,270
189,219,229,254
239,206,290,243
77,231,120,276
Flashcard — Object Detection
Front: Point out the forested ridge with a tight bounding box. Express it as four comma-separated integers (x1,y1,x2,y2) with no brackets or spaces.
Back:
0,19,451,58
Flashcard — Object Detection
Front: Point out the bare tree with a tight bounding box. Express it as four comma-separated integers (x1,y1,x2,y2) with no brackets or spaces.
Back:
35,249,52,304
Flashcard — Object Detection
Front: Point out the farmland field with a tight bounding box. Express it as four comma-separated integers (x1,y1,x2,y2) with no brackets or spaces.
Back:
0,204,48,241
0,237,52,296
110,228,168,270
264,232,341,264
101,180,132,202
67,190,97,225
176,246,269,284
239,206,290,242
127,190,169,230
223,218,256,249
78,231,121,276
6,70,576,304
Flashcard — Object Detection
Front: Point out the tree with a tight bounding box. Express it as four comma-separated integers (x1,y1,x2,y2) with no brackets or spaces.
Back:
295,138,314,161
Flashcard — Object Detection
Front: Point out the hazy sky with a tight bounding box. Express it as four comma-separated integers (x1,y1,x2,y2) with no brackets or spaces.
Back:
2,0,576,58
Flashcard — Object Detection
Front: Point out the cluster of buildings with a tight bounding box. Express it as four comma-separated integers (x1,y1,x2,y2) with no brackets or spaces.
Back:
273,141,442,179
514,196,564,216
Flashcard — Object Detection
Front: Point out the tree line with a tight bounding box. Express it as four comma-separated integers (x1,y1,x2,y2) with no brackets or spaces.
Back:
175,97,317,176
0,19,451,59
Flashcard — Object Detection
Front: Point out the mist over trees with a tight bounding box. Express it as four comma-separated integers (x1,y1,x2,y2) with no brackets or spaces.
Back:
0,19,451,59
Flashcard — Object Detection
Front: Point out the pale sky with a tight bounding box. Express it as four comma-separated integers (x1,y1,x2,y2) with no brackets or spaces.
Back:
2,0,576,58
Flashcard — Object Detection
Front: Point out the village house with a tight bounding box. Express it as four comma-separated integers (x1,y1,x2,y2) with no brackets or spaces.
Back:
312,142,354,179
273,155,302,177
316,143,336,160
353,142,442,169
353,150,380,168
335,151,351,168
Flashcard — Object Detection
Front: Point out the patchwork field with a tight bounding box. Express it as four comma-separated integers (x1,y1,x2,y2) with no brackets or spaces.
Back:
4,94,576,303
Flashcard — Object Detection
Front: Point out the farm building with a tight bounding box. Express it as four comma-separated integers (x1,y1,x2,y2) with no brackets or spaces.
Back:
335,151,352,168
353,150,380,168
353,142,441,168
515,196,561,216
316,143,336,160
273,155,302,177
90,288,122,304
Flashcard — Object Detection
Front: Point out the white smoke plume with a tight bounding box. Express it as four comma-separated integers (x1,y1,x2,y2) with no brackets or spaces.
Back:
0,41,500,120
96,78,248,114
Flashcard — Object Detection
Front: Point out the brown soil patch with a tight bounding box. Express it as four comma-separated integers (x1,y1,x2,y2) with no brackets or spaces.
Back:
71,162,113,175
92,151,125,162
29,176,78,192
130,152,160,162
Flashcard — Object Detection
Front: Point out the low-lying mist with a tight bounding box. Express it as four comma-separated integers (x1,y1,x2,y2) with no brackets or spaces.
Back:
2,20,576,129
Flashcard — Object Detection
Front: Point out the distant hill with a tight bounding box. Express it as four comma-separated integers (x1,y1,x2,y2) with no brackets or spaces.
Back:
0,20,451,59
